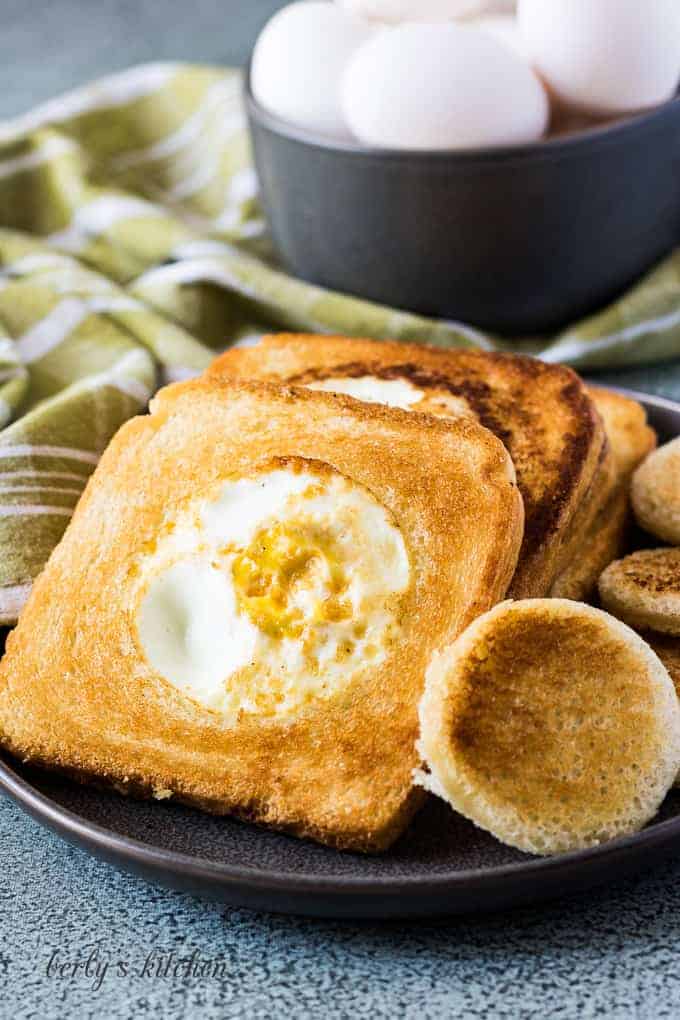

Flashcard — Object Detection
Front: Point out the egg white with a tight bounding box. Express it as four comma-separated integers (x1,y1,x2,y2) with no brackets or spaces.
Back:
135,465,410,720
307,375,426,410
305,373,474,419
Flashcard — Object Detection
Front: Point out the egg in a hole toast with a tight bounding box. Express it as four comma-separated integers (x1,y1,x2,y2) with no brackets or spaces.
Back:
208,333,608,599
0,378,522,852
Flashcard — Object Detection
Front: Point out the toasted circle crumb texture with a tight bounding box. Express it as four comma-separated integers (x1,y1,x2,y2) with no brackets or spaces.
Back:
599,548,680,636
631,437,680,545
417,599,680,855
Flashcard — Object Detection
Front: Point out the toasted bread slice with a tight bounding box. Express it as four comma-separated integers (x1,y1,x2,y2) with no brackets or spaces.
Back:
549,388,657,600
0,378,522,852
599,548,680,636
589,387,657,481
545,440,616,595
550,487,630,601
417,600,680,855
632,437,680,545
208,334,606,598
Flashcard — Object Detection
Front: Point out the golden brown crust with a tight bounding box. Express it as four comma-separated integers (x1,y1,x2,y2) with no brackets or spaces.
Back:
549,388,656,601
599,548,680,636
0,378,523,852
549,487,631,601
208,334,606,598
587,387,658,479
417,599,680,855
544,439,616,591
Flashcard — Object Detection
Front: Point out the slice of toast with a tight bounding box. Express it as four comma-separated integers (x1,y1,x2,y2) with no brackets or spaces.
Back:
550,387,657,600
207,334,606,598
0,379,522,852
549,487,630,601
588,387,657,481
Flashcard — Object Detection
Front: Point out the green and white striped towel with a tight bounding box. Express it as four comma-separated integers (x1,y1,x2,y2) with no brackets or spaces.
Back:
0,61,679,623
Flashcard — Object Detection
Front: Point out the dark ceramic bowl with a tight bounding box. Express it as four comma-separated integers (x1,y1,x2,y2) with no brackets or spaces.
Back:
246,70,680,336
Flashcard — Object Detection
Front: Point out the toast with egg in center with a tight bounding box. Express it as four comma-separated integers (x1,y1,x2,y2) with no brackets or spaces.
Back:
207,334,606,598
0,378,523,852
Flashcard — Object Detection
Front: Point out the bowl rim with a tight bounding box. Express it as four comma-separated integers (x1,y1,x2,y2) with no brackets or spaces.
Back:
244,60,680,165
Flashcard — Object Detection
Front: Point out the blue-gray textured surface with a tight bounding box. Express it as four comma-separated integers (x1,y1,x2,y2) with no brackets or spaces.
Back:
2,3,680,1018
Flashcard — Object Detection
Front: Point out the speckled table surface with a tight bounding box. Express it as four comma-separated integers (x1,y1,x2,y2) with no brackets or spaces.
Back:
3,4,680,1018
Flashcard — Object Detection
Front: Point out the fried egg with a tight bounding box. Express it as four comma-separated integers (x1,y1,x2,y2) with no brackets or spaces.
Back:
134,461,410,720
306,374,472,418
306,374,424,409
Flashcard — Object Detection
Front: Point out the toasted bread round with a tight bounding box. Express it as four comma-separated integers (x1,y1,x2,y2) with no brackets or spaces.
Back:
631,438,680,545
637,631,680,787
599,548,680,636
417,599,680,855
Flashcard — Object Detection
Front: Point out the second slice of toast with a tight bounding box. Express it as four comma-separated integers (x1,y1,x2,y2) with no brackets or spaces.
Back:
208,334,606,598
550,387,657,600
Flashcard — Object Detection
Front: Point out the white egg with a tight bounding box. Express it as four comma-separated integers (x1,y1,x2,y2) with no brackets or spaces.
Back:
251,2,373,139
342,24,548,150
518,0,680,116
473,14,526,59
338,0,484,23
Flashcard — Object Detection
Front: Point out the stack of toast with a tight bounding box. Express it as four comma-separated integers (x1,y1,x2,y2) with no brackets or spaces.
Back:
208,334,655,601
0,333,668,854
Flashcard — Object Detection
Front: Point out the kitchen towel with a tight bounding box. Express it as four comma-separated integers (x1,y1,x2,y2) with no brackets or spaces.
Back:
0,62,678,621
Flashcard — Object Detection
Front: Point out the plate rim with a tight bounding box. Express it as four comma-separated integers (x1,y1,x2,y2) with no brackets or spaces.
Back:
3,748,680,897
2,385,679,909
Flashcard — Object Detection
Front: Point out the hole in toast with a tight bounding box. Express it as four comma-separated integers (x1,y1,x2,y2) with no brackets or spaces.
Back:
133,458,410,720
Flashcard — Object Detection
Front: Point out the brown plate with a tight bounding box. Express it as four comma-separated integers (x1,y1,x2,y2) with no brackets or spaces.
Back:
1,387,678,919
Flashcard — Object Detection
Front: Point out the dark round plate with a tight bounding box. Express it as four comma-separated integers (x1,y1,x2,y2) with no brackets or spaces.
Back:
1,387,679,920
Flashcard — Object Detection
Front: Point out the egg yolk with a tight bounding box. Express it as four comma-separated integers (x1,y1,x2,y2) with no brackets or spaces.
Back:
231,520,351,640
134,464,411,719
